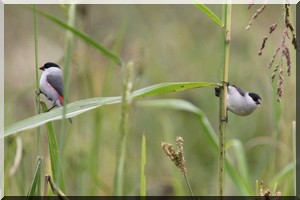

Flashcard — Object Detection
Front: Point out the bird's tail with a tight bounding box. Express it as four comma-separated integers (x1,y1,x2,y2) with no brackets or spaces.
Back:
68,118,72,124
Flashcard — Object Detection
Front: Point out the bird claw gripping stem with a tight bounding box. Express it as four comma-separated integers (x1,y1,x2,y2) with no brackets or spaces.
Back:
221,115,228,123
221,81,230,87
35,89,41,96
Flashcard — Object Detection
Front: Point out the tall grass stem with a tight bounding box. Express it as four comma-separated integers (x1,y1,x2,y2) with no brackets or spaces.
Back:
33,4,42,196
292,121,296,195
58,4,76,192
219,3,231,196
113,62,134,195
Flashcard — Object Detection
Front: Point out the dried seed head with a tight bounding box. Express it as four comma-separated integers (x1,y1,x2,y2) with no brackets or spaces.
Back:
285,4,290,19
249,3,295,101
277,67,284,102
176,136,184,150
271,64,279,82
268,47,280,69
275,191,281,196
246,5,266,31
292,36,297,50
282,28,287,46
284,47,291,76
161,142,175,160
248,3,254,10
269,23,277,34
161,136,187,174
259,180,281,199
258,37,268,56
263,190,271,197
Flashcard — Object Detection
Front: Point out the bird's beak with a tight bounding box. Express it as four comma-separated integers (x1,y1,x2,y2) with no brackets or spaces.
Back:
257,99,261,105
39,66,44,71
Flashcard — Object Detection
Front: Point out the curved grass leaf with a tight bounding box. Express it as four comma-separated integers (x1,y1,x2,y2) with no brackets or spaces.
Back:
4,82,218,137
227,139,249,183
270,162,294,186
40,102,65,192
132,82,219,98
194,4,224,28
32,6,123,66
4,96,121,137
137,99,252,195
137,98,219,152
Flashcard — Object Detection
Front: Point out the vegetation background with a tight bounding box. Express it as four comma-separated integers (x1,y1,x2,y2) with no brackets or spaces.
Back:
4,4,296,196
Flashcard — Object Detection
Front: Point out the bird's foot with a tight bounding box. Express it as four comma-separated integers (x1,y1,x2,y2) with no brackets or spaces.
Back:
35,89,41,96
221,81,230,86
47,105,56,112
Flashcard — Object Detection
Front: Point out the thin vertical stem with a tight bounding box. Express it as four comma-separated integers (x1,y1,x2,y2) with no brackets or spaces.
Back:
33,4,42,196
58,4,76,192
292,121,296,195
219,3,231,197
183,173,195,198
113,62,133,195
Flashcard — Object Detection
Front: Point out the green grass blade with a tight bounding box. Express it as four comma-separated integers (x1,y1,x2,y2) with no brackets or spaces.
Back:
227,139,249,182
132,82,219,99
270,162,294,186
194,4,224,28
4,97,121,137
26,156,43,197
4,82,219,137
33,4,42,196
137,99,252,195
140,134,146,196
225,159,253,195
40,102,65,192
32,7,123,65
137,99,219,152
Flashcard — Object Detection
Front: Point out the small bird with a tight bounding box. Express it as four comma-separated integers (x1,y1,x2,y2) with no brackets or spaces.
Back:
38,62,72,123
215,83,261,116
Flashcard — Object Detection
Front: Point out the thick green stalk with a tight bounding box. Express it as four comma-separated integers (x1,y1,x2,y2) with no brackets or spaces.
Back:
33,4,42,196
219,4,231,196
113,62,133,195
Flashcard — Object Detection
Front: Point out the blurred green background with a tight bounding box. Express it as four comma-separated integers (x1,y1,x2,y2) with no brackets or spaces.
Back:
4,4,296,196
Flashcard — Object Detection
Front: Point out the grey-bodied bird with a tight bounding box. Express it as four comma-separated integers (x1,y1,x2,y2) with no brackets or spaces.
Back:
38,62,72,123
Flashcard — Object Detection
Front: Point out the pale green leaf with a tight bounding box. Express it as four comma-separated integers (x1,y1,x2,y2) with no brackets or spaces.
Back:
4,82,218,137
33,6,123,65
194,4,224,28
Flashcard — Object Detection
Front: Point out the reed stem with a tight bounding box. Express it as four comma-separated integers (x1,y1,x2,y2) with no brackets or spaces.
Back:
219,3,231,197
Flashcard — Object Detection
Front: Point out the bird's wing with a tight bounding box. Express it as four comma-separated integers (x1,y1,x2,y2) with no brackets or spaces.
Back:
231,85,246,96
47,74,64,97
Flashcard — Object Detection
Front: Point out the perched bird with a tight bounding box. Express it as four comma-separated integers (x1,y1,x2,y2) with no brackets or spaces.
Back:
38,62,72,123
215,83,261,116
